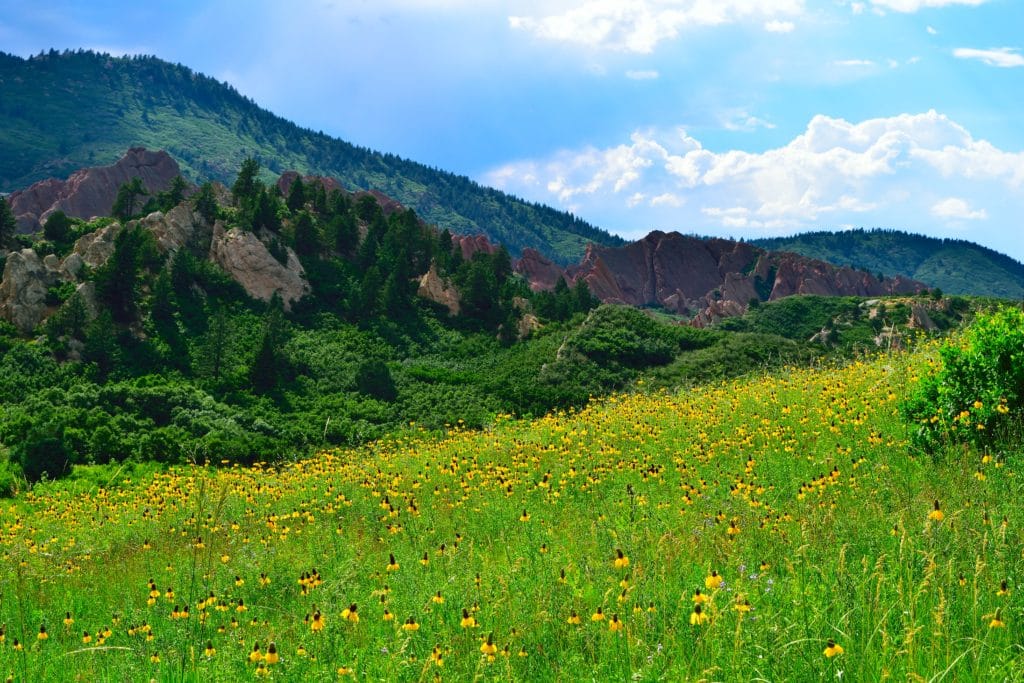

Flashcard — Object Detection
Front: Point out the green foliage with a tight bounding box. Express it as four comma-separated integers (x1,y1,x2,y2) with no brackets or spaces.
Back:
42,209,72,243
192,181,219,223
355,359,397,402
0,195,16,245
17,432,72,483
111,176,147,220
93,225,159,323
902,307,1024,453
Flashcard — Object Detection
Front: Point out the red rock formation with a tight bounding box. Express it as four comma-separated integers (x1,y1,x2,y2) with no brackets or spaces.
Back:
514,248,564,292
453,234,497,261
520,230,926,321
8,148,181,232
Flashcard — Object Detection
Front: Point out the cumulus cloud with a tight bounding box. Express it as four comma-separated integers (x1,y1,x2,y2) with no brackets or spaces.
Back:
764,19,795,33
625,69,660,79
484,110,1024,241
931,197,988,220
870,0,989,11
508,0,805,53
953,47,1024,68
719,109,776,132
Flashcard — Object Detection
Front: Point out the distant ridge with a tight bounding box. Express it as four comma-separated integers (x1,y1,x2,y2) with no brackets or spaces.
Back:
0,49,623,263
752,229,1024,299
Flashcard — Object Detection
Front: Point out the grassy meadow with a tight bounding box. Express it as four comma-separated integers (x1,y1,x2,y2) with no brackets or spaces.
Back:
1,339,1022,681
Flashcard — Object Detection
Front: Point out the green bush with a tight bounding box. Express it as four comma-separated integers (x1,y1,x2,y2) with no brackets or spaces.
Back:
902,307,1024,453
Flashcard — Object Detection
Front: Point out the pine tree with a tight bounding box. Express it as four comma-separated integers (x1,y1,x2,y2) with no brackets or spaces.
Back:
0,196,17,246
111,177,147,220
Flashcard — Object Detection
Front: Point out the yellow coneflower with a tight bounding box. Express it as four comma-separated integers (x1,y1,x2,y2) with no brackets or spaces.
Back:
150,653,160,664
567,610,582,625
928,500,944,522
480,633,497,656
432,592,445,605
37,624,48,641
265,642,279,665
337,665,354,675
692,589,708,604
342,603,360,622
63,612,74,628
383,609,395,622
520,509,531,522
421,552,430,567
259,573,271,587
989,610,1006,628
997,580,1010,597
236,599,247,613
12,638,23,651
958,574,967,587
296,645,308,657
609,614,624,632
254,662,268,678
310,611,325,632
402,616,420,631
705,571,723,590
823,639,844,657
387,554,400,571
431,645,444,667
690,604,708,625
591,607,605,622
558,568,567,584
613,549,630,569
143,539,152,550
727,520,741,536
204,641,216,657
82,631,92,644
734,597,752,613
249,642,263,663
235,575,245,587
460,609,477,628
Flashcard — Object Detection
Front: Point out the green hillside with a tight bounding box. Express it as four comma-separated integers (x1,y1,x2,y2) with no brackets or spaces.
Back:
0,50,623,263
752,228,1024,299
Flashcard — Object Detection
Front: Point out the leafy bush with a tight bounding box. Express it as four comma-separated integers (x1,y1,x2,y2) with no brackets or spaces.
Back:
902,307,1024,453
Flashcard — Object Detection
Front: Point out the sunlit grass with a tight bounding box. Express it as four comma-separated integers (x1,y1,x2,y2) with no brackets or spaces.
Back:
1,343,1022,680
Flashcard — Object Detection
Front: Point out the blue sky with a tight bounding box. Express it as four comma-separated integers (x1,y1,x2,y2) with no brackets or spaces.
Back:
2,0,1023,260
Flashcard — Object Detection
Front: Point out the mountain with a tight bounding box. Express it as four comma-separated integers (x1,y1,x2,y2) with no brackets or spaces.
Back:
751,229,1024,299
0,49,623,263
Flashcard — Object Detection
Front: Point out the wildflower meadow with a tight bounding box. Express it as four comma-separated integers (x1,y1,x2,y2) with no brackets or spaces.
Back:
1,330,1022,681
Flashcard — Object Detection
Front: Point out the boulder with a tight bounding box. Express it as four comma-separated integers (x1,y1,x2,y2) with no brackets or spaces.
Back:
417,263,460,315
0,249,61,333
209,228,310,309
136,203,209,255
66,222,123,271
7,148,181,232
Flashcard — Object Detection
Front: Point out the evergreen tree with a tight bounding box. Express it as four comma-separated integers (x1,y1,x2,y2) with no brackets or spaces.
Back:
83,310,118,379
43,210,72,244
111,176,147,220
330,211,358,255
199,306,234,382
157,175,188,211
192,182,219,223
248,294,288,393
293,210,321,256
94,226,150,323
232,157,261,206
286,175,306,212
0,195,16,245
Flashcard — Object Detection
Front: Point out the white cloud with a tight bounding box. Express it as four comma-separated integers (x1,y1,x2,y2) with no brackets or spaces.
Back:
953,47,1024,68
851,2,866,13
931,197,988,220
870,0,989,12
625,69,660,79
485,110,1024,241
926,25,937,34
764,19,795,33
508,0,805,53
834,59,876,67
719,109,776,132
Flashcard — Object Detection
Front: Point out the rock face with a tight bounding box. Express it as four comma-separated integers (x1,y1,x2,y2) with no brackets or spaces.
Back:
417,264,461,315
528,231,928,322
515,248,564,292
453,234,497,261
210,228,310,309
0,249,62,333
7,148,181,232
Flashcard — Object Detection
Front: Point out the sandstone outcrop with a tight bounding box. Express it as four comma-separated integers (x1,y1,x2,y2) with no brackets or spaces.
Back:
0,249,61,333
210,228,310,308
417,264,461,315
7,148,181,232
514,248,564,292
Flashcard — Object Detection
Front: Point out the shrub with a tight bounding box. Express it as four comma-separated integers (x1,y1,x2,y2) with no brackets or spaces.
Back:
902,307,1024,453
